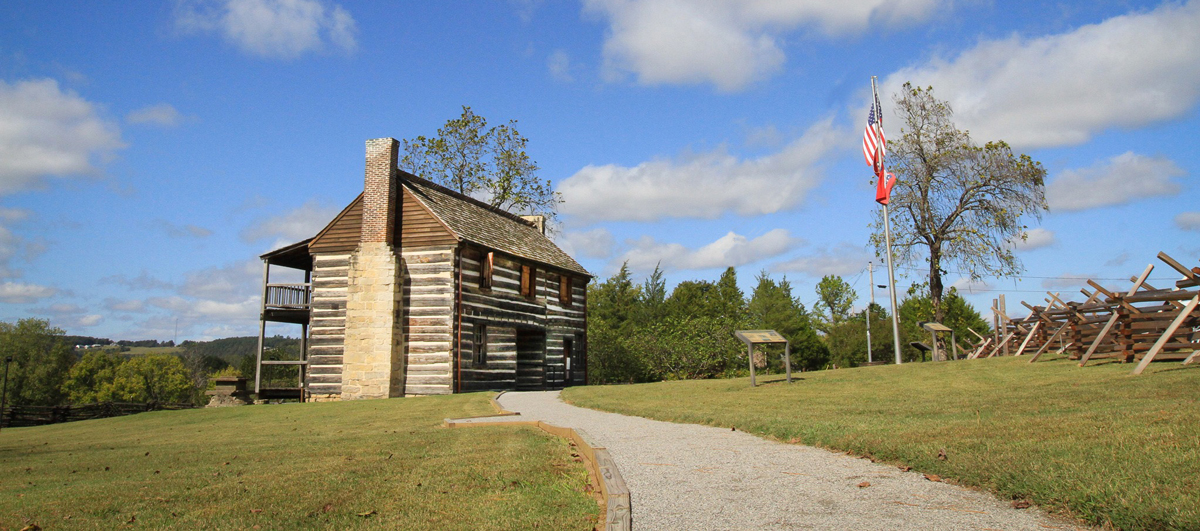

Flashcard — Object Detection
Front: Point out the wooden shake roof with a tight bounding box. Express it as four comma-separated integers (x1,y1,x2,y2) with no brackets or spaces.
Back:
299,171,590,277
402,173,590,277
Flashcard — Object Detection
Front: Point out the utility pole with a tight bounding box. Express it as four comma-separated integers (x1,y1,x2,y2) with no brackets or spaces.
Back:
866,262,874,363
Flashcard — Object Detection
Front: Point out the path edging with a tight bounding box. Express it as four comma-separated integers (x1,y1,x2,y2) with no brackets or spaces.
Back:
445,413,631,531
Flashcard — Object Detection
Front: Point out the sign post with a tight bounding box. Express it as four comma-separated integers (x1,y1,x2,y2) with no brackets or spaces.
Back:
734,330,790,387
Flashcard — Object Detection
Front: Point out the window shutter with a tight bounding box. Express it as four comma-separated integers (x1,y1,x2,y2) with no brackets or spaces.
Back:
482,252,493,288
560,275,572,305
521,265,532,297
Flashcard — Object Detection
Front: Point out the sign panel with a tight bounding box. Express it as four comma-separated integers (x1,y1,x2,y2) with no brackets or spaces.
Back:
735,330,787,344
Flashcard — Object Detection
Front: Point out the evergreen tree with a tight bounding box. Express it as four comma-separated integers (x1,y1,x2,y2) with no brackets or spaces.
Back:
586,263,647,383
747,271,828,371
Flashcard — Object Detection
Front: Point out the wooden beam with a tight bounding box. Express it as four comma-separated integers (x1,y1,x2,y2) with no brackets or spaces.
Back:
1132,295,1199,375
1079,312,1121,367
1158,251,1200,288
1127,264,1155,297
1183,349,1199,366
1029,322,1070,363
1014,321,1041,356
969,337,993,359
986,331,1015,358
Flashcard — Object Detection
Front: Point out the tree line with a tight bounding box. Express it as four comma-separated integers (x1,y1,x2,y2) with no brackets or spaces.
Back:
0,319,299,408
585,265,991,384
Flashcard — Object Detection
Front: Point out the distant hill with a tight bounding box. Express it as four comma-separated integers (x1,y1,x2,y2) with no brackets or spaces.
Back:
180,336,300,365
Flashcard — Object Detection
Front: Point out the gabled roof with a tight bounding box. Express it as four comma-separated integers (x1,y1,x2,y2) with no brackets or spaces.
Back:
402,173,590,277
260,238,314,270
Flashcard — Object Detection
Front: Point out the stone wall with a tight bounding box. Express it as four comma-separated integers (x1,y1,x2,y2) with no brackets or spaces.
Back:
342,241,405,399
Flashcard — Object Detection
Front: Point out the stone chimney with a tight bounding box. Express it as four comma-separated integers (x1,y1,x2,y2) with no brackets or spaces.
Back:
342,138,405,400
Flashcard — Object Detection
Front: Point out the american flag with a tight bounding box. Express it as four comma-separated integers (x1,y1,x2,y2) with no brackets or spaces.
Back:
862,92,886,177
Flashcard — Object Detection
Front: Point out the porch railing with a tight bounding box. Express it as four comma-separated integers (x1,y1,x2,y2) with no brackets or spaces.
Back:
265,283,311,309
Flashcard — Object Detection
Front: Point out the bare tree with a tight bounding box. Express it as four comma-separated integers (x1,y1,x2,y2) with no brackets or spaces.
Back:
871,83,1047,322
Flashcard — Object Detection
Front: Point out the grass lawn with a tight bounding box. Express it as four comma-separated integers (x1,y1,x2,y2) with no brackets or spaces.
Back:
0,393,596,530
564,356,1200,530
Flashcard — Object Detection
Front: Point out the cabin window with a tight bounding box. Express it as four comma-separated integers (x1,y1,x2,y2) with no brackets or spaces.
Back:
559,275,573,305
521,265,537,298
473,325,488,366
480,252,493,289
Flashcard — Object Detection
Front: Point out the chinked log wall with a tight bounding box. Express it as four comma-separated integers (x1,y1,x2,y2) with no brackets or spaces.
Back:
402,245,456,395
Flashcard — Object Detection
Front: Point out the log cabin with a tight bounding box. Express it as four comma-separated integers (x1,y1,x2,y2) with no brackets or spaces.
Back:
254,138,591,401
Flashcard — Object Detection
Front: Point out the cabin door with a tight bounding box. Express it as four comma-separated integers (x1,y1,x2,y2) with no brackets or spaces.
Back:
515,330,545,391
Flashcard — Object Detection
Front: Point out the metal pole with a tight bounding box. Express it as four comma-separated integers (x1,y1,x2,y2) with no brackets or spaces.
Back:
871,76,903,365
867,261,874,363
883,202,902,364
1,356,12,432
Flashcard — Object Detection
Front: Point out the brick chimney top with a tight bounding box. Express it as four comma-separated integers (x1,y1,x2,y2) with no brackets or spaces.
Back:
362,138,399,244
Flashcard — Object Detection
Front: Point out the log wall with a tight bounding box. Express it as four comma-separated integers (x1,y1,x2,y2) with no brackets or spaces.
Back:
307,252,350,398
401,245,456,395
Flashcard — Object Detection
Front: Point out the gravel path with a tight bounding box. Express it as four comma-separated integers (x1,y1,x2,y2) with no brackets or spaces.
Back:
495,390,1087,531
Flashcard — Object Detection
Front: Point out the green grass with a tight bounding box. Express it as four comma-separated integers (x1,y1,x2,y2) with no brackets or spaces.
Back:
0,393,596,530
564,356,1200,530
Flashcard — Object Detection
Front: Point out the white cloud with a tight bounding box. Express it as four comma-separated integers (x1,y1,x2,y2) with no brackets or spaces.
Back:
1010,227,1055,251
1041,273,1097,290
617,229,798,272
881,1,1200,149
1175,212,1200,232
126,104,184,127
241,199,340,248
557,227,615,259
0,281,57,304
547,50,574,82
587,0,941,92
559,117,843,224
772,241,870,277
154,219,213,239
949,277,993,295
175,0,357,59
106,298,147,312
179,260,263,303
1046,152,1183,212
0,78,124,195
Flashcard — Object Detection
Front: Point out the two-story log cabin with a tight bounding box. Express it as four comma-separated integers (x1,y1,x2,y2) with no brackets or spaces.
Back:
254,138,590,401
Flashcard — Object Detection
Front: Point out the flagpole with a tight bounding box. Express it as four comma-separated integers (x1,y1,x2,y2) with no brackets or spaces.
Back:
872,76,904,365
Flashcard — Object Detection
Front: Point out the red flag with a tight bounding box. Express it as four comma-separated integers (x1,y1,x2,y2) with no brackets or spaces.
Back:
876,171,896,205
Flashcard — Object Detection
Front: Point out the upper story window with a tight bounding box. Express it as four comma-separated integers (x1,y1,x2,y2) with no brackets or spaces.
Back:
559,275,573,305
520,264,537,298
480,251,494,289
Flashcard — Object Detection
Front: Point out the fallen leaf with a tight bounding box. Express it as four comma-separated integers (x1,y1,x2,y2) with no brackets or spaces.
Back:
126,515,136,524
898,466,912,472
250,509,263,514
357,510,377,517
20,525,42,531
322,504,334,513
923,473,942,482
857,481,871,488
1011,500,1031,509
730,427,735,431
937,448,948,461
144,452,150,457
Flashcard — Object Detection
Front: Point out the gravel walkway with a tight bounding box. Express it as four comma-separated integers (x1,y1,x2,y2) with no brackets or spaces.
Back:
495,390,1087,531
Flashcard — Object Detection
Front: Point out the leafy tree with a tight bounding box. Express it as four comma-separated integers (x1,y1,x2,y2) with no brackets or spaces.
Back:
872,83,1047,322
62,351,124,403
640,262,667,321
586,263,647,384
898,284,991,361
0,319,74,406
108,354,197,404
813,275,857,333
400,105,561,225
746,271,827,371
630,314,743,380
663,267,746,323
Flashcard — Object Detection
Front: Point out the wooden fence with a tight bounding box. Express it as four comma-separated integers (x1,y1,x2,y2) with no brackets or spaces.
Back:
968,251,1199,374
0,401,196,428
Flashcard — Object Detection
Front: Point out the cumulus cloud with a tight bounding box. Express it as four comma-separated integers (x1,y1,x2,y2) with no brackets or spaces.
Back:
949,277,993,295
1175,212,1200,232
557,227,615,259
772,241,870,277
100,271,175,291
1009,227,1056,251
588,0,942,91
0,78,125,195
179,260,263,303
0,281,57,304
881,1,1200,149
616,229,798,272
559,117,843,224
241,199,341,249
1046,152,1183,212
175,0,357,59
547,50,574,82
106,298,147,312
126,104,185,127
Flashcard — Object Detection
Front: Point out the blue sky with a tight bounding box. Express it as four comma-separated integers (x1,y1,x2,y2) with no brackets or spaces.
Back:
1,0,1196,341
